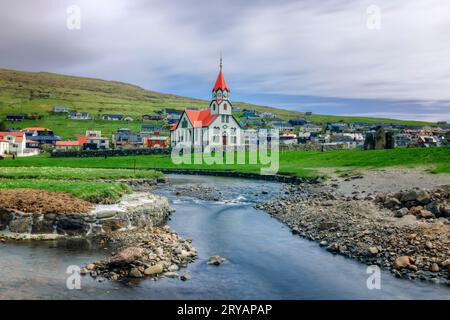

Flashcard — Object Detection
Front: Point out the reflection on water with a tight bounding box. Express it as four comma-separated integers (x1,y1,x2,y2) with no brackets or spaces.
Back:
0,174,449,299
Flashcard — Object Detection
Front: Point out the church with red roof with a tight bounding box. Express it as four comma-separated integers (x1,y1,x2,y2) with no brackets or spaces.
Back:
170,59,242,148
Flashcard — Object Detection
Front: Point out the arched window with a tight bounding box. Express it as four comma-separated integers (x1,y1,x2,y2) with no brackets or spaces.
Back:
224,103,228,110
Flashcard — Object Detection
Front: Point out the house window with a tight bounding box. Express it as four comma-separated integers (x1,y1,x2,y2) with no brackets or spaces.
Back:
232,136,237,144
226,115,230,123
224,103,228,110
231,127,236,134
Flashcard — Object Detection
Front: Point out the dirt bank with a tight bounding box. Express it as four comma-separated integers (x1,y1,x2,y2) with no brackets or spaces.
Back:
0,189,93,214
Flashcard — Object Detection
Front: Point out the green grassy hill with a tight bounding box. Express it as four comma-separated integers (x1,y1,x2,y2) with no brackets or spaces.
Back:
0,68,439,139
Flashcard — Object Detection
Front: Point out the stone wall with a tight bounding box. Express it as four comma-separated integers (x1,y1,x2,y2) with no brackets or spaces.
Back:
0,193,173,238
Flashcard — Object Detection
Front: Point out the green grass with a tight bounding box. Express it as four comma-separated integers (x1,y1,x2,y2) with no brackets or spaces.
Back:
0,166,162,180
0,179,130,203
0,166,160,203
0,147,448,178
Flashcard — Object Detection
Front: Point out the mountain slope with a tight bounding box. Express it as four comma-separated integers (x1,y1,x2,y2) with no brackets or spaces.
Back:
0,68,302,119
0,68,437,126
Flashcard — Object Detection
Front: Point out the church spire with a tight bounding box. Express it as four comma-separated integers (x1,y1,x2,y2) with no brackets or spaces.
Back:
213,55,229,93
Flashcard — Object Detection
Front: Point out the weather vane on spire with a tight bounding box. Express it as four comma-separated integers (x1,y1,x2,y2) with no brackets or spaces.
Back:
220,51,223,70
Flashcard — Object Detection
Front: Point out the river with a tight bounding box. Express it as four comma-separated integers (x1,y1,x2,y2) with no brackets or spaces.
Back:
0,174,449,299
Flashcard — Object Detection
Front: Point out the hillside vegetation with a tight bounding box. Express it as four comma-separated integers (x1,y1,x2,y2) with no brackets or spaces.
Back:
0,68,438,129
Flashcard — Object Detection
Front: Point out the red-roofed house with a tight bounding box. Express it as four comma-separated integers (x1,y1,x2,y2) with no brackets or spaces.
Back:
55,140,81,151
170,60,242,148
0,132,29,156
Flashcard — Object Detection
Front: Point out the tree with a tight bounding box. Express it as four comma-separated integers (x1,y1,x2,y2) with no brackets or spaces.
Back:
0,121,6,131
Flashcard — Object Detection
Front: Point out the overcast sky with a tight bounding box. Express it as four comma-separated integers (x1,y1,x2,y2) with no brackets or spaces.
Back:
1,0,450,121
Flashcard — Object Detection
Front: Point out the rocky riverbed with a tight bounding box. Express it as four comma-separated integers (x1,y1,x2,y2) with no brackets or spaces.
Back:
258,169,450,285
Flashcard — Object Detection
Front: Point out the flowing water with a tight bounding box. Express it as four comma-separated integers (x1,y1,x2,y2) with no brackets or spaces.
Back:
0,174,449,299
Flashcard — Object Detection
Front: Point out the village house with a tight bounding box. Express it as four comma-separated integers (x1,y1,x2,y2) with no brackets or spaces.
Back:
112,128,143,149
260,111,277,119
280,130,297,145
395,133,413,147
288,119,308,126
0,131,39,156
102,114,124,121
101,114,134,121
23,127,61,147
141,124,162,134
0,139,9,156
241,109,258,118
166,114,182,124
144,136,169,148
6,114,25,122
161,108,183,116
55,140,81,151
53,105,69,113
417,136,438,148
270,121,294,131
69,112,91,120
142,115,163,121
81,131,110,150
242,118,264,128
327,122,349,133
170,60,242,148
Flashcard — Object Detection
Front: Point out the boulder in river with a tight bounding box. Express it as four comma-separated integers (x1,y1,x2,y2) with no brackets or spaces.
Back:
109,247,144,267
393,256,412,270
208,255,225,265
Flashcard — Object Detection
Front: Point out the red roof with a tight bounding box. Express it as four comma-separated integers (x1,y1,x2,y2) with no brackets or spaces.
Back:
185,109,217,128
56,141,80,147
213,69,229,92
22,127,51,132
0,131,25,142
76,136,88,144
0,131,25,138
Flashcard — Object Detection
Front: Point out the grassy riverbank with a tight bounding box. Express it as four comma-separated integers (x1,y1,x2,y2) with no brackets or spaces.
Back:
0,167,162,180
0,147,449,178
0,179,130,203
0,167,162,203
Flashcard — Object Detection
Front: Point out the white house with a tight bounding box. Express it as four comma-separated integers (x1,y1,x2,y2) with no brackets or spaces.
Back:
69,112,91,120
0,132,27,156
171,61,242,148
0,140,9,156
53,105,69,113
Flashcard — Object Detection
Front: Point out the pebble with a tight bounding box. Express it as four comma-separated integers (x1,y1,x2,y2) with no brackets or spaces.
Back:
180,273,192,281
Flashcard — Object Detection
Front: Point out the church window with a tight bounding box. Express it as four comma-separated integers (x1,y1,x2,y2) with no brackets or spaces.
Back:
224,103,228,110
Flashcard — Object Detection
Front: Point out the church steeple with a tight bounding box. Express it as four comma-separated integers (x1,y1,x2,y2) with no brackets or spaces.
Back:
210,56,232,115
